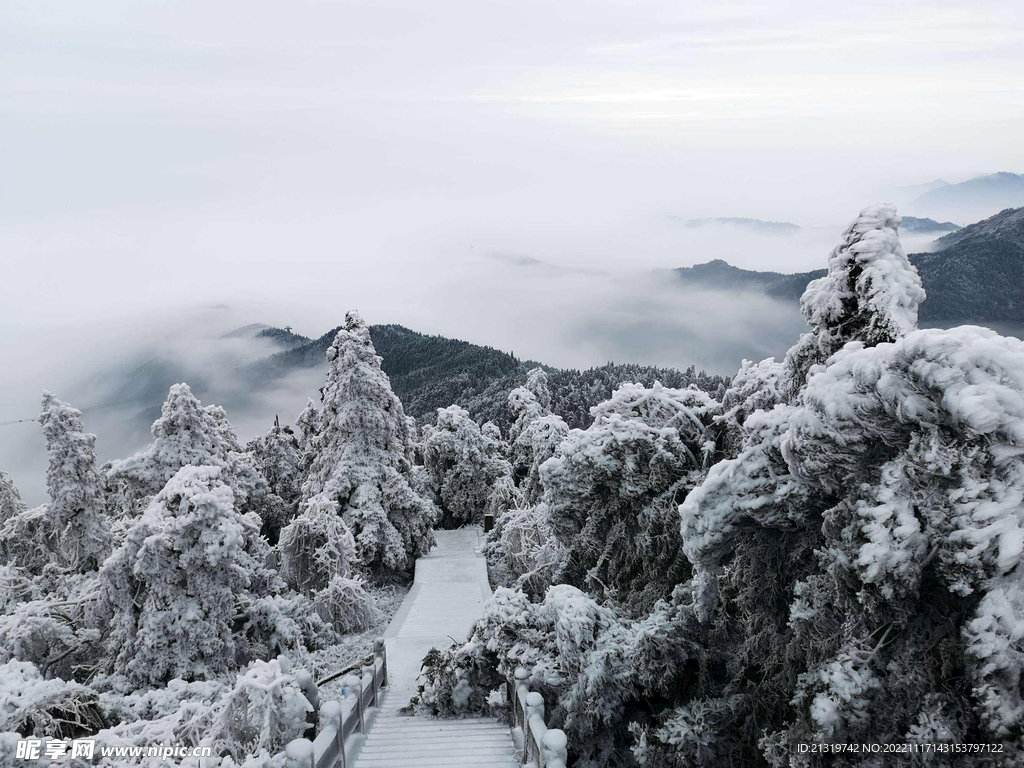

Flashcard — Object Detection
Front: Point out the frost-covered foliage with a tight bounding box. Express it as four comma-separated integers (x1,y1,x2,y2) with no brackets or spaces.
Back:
484,503,563,595
544,384,722,613
106,384,264,514
784,203,926,395
0,660,104,739
295,399,322,455
246,417,303,543
277,497,357,593
38,393,111,572
300,311,437,574
97,466,265,686
0,472,58,575
526,367,553,411
671,332,1024,759
74,656,310,766
422,405,514,528
247,417,302,504
312,575,377,636
0,472,26,525
0,503,59,576
717,357,786,454
507,377,570,508
0,571,101,681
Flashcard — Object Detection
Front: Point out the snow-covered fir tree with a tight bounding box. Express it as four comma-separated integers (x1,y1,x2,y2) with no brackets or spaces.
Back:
99,466,267,686
106,384,264,515
300,311,437,574
422,404,514,528
245,416,303,542
0,471,26,525
544,383,723,613
37,392,111,572
783,202,926,395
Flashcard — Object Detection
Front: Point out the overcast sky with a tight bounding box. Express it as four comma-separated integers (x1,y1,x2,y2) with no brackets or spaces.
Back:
2,0,1023,357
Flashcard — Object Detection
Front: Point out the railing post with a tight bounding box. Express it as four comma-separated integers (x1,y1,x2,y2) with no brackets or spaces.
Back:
344,673,364,732
295,669,319,740
285,738,314,768
542,729,568,768
363,662,377,708
320,700,344,768
514,667,529,731
374,637,387,688
525,691,544,723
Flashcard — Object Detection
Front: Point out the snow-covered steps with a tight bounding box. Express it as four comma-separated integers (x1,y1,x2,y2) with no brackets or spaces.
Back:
351,696,519,767
350,528,519,768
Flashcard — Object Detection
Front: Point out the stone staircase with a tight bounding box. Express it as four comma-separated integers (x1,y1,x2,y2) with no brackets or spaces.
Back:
350,528,519,768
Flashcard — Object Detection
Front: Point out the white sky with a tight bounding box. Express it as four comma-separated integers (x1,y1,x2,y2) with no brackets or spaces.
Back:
1,0,1023,348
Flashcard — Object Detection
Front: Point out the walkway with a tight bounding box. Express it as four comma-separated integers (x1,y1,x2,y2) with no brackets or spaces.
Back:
351,528,519,768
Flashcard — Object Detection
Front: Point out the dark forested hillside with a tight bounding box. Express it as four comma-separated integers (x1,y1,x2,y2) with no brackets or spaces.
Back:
245,324,728,431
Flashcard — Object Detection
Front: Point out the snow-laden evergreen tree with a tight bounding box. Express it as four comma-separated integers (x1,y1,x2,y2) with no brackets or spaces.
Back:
98,465,261,686
277,496,376,634
106,384,264,515
277,496,357,594
422,405,514,528
247,416,302,503
300,311,437,574
783,203,926,395
507,370,572,503
0,470,27,525
0,471,57,575
37,392,111,572
543,383,722,613
245,416,303,543
295,398,322,460
669,211,1022,764
526,366,552,411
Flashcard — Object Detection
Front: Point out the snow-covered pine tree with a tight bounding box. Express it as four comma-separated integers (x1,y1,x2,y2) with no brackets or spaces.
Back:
300,311,437,574
525,366,552,411
38,392,111,572
0,470,27,525
543,383,722,612
98,465,260,686
277,496,376,634
295,398,322,462
422,405,514,528
667,208,1024,764
246,416,303,543
783,202,926,395
106,383,264,514
248,421,303,505
506,378,569,506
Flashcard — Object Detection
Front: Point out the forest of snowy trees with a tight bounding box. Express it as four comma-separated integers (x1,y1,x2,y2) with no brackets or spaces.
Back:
2,204,1024,766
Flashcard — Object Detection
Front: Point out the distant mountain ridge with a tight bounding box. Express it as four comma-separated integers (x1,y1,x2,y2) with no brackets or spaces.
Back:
676,217,800,235
899,216,959,234
675,215,956,236
669,207,1024,325
909,172,1024,223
